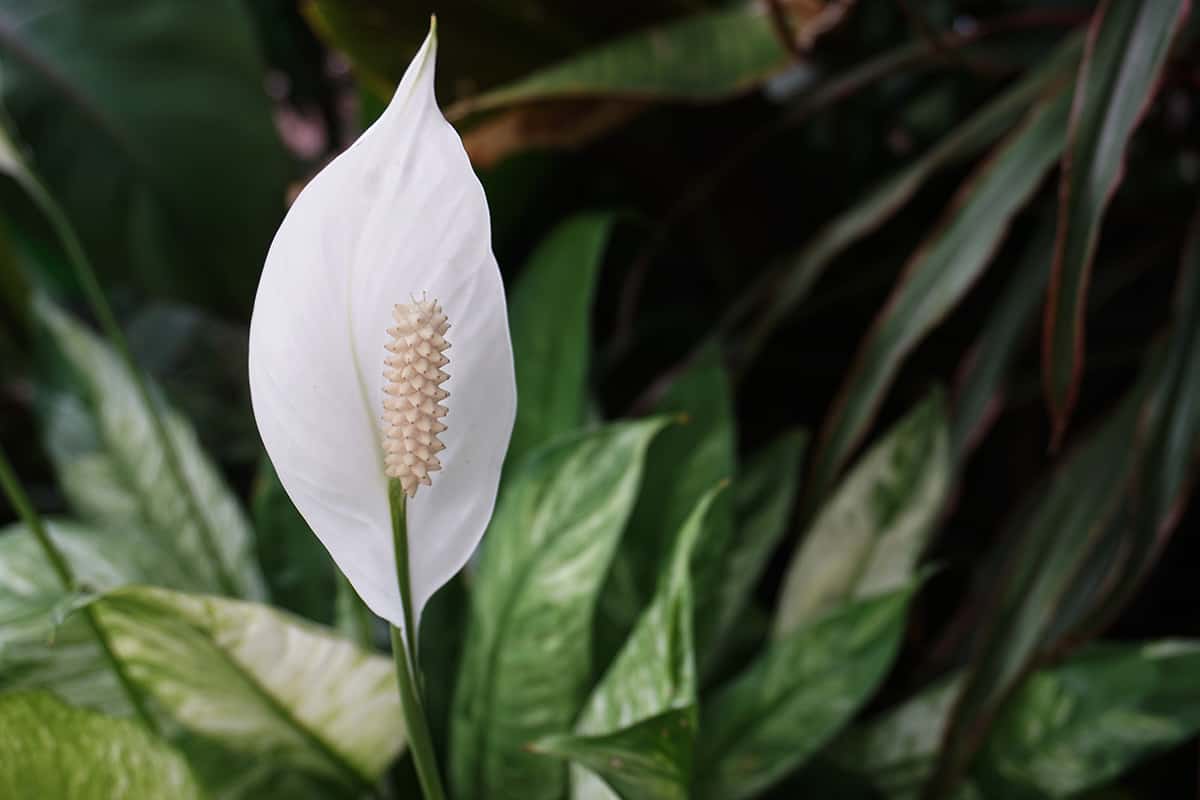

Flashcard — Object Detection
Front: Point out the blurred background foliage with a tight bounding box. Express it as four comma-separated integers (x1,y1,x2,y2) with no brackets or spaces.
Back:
1,0,1200,797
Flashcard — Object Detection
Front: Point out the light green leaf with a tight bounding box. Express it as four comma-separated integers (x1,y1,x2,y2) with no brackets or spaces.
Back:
776,392,948,635
0,690,204,799
449,4,793,117
696,585,917,800
809,80,1073,500
602,345,735,662
1043,0,1188,436
0,0,289,310
450,419,668,800
35,297,264,599
508,213,614,469
91,585,403,790
562,487,721,800
703,429,807,674
536,709,696,800
737,36,1082,363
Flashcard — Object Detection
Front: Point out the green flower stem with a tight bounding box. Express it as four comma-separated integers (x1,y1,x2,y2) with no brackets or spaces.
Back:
16,165,240,597
0,442,159,733
388,480,447,800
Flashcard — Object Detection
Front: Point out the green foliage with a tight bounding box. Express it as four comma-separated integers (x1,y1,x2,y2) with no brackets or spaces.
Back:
2,1,1200,798
0,691,204,799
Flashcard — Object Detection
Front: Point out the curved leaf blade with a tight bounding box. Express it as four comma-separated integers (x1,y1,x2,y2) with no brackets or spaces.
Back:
810,83,1073,500
508,212,614,469
0,691,204,799
1043,0,1189,440
450,419,668,800
776,392,948,635
696,585,918,800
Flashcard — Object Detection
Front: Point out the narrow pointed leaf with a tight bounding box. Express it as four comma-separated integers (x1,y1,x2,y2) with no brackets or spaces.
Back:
776,392,948,635
0,691,204,799
447,4,793,118
563,487,721,800
703,429,808,673
1043,0,1189,438
601,344,735,661
738,36,1082,361
90,585,403,789
34,296,264,599
951,224,1054,459
450,418,667,800
809,84,1073,500
0,0,289,309
536,709,696,800
249,29,517,633
508,212,614,468
696,585,918,800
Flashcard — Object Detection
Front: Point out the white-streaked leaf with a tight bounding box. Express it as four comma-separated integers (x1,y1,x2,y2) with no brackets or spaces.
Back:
248,24,516,634
89,585,403,789
0,690,204,799
775,392,948,635
562,486,721,800
35,296,264,599
451,418,667,800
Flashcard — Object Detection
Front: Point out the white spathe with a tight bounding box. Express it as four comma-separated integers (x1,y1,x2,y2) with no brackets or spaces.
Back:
248,25,516,636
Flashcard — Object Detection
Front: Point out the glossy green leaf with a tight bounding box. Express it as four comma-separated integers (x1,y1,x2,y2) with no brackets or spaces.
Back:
600,345,735,662
702,429,807,674
736,36,1082,362
1043,0,1188,437
951,224,1054,459
91,585,402,791
251,457,338,624
536,709,696,800
508,213,614,469
808,84,1072,501
976,641,1200,798
837,642,1200,800
449,4,791,117
776,392,948,635
34,297,265,599
0,690,204,799
560,487,720,800
450,419,668,800
0,0,289,310
696,585,917,800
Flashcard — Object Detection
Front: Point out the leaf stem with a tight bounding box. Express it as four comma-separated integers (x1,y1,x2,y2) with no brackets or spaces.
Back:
15,163,240,597
0,442,158,732
388,481,447,800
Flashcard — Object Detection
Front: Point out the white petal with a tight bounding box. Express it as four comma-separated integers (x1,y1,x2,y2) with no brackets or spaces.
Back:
248,24,516,636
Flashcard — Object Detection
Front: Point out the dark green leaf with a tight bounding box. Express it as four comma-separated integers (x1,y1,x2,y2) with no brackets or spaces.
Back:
34,297,265,599
1043,0,1188,438
0,690,204,799
951,224,1054,459
0,0,289,310
809,82,1073,501
600,344,735,663
702,429,808,675
508,212,614,469
696,585,917,800
448,4,792,117
534,709,696,800
450,419,668,800
251,457,338,624
776,392,948,635
736,36,1082,363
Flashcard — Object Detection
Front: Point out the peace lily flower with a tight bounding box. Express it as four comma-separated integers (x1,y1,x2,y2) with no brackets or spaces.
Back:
248,25,516,641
